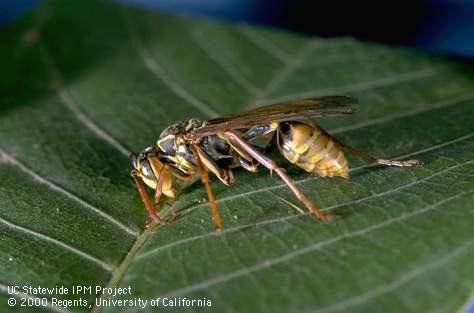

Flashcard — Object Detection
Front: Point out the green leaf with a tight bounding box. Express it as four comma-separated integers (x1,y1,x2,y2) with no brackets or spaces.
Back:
1,1,474,312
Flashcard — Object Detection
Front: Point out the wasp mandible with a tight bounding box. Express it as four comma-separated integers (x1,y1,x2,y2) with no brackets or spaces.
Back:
130,96,421,232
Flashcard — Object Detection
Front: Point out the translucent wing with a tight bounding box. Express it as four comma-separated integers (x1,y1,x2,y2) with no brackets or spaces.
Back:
187,96,357,139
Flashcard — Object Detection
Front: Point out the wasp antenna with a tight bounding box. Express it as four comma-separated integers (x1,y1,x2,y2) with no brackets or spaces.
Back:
129,152,139,168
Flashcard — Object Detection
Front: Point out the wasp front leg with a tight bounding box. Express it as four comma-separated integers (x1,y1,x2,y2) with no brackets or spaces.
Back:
131,169,174,228
153,170,177,223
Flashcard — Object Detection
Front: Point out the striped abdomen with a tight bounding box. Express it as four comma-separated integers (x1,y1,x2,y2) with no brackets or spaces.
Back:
277,121,349,178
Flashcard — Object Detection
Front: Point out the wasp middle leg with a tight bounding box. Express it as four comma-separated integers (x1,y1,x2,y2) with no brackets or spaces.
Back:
190,144,223,232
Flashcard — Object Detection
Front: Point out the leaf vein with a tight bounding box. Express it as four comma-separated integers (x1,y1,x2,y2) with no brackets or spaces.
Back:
257,67,437,106
136,133,474,260
177,133,474,217
40,44,132,157
313,237,474,313
123,10,219,118
0,282,70,313
247,39,320,108
331,92,474,134
0,148,139,237
0,216,114,273
190,29,260,95
238,26,292,63
158,188,474,298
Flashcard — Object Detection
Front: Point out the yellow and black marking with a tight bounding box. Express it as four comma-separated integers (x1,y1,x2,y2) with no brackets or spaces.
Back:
277,121,349,178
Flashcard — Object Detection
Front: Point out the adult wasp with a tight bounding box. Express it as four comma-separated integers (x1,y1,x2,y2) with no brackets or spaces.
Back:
130,96,421,231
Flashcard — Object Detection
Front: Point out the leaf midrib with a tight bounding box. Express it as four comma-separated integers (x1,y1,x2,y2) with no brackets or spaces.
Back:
90,226,154,313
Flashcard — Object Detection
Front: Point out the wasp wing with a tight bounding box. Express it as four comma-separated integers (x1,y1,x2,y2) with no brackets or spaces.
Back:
187,96,357,139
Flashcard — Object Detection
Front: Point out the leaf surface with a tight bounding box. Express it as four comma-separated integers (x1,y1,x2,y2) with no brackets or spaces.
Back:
1,1,474,313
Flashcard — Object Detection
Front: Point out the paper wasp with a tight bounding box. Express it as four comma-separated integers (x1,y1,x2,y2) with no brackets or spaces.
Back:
130,96,421,232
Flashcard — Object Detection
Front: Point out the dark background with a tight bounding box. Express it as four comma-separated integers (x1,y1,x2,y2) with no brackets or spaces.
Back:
1,0,473,58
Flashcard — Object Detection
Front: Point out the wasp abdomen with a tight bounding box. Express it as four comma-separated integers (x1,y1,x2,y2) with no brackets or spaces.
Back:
277,121,349,178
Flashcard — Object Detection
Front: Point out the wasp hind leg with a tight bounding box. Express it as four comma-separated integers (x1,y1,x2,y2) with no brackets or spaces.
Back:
227,125,276,173
223,130,331,222
337,142,422,167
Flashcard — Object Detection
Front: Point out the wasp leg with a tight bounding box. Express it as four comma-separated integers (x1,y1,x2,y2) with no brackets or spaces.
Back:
223,130,331,221
153,171,176,224
194,145,235,185
225,134,256,163
236,155,259,173
337,142,423,167
153,168,165,205
167,166,195,181
226,129,276,171
131,170,172,228
164,202,177,220
190,144,223,232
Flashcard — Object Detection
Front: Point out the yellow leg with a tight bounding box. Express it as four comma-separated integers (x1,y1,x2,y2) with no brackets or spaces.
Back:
131,169,175,228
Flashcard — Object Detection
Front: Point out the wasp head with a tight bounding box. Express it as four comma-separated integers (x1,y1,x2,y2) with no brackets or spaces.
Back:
130,147,164,189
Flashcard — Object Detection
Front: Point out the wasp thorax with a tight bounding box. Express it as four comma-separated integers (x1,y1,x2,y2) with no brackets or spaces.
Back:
157,119,205,157
159,121,185,138
185,118,204,131
157,121,186,155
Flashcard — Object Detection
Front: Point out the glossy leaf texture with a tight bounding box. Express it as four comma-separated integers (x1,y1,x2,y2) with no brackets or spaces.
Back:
1,1,474,312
